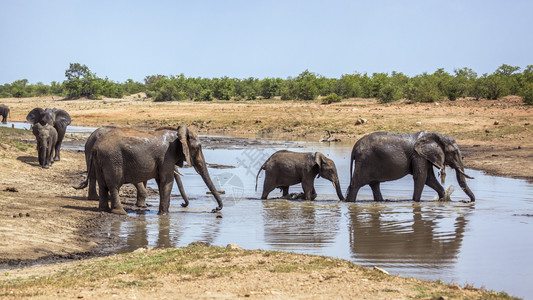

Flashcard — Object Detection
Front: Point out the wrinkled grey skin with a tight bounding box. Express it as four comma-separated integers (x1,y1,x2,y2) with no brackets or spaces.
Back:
32,123,57,169
346,131,475,202
26,108,71,161
75,126,222,215
80,126,190,208
0,104,9,123
256,150,345,201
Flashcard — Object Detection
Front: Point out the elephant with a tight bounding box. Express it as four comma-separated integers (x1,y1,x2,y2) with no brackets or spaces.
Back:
255,150,345,201
0,104,9,123
345,131,475,202
32,123,57,168
26,108,71,161
75,125,222,215
80,126,190,208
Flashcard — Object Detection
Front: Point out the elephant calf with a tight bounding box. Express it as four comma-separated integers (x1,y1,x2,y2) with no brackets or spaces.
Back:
255,150,345,201
32,123,57,168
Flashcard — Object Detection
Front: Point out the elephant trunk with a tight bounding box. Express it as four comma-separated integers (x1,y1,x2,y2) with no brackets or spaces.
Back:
38,143,48,168
195,159,223,211
456,168,475,202
333,180,345,201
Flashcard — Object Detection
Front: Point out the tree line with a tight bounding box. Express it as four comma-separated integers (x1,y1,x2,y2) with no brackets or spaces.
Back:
1,63,532,104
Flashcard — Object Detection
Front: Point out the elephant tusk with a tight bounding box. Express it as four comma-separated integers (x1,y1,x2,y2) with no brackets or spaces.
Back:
174,170,184,176
440,168,446,184
457,168,474,179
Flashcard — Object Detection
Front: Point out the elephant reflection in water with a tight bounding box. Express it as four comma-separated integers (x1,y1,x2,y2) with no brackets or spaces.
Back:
262,201,342,247
348,204,470,268
116,213,222,252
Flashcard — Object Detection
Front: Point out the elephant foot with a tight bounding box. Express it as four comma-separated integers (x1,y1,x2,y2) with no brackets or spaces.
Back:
110,208,127,215
157,210,169,215
181,202,189,208
135,200,147,208
88,194,99,201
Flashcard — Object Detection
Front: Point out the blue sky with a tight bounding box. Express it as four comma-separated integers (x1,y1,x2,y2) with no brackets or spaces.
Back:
1,0,531,84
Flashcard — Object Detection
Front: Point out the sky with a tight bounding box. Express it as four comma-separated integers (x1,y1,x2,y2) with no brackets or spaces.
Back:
0,0,532,84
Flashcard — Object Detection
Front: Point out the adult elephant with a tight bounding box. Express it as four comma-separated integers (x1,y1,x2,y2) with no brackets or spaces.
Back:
345,131,475,202
255,150,344,201
31,123,57,168
77,125,222,215
0,104,9,123
80,126,190,208
26,108,71,161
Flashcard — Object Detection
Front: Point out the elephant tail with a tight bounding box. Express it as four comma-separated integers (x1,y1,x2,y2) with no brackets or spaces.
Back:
73,178,88,190
73,149,95,190
255,161,268,192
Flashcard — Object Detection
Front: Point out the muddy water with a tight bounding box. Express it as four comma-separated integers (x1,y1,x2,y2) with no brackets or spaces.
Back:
4,122,532,297
103,140,532,298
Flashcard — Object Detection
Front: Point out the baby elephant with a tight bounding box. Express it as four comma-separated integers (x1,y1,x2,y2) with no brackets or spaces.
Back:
32,123,58,168
255,150,345,200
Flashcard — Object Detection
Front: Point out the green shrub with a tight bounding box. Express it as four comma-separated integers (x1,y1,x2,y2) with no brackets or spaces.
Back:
520,83,533,105
321,93,342,104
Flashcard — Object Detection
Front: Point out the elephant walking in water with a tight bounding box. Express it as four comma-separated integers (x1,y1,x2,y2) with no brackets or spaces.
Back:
256,150,345,201
80,126,190,208
345,131,475,202
76,125,222,215
0,104,9,123
26,108,71,161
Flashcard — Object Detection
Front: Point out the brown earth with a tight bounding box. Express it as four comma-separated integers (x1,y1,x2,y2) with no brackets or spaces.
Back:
0,95,531,299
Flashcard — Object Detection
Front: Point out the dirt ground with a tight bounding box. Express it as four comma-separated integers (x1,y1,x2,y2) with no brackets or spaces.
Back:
0,95,531,298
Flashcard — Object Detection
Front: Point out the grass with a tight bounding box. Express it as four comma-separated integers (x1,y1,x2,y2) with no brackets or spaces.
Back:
0,127,33,151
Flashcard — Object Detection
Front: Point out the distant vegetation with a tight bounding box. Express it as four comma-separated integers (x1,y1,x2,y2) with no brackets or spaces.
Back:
1,63,532,104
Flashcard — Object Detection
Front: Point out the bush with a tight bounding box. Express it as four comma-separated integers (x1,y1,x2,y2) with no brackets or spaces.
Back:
321,93,342,104
520,83,533,105
195,89,214,101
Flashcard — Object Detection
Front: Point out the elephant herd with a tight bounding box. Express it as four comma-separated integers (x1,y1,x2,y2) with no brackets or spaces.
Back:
12,105,476,215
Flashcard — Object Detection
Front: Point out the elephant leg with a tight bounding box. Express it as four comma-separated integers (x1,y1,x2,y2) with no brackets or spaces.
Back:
302,178,315,200
425,167,445,200
109,186,127,215
369,182,384,201
134,182,147,208
88,175,99,200
311,187,317,201
157,178,173,215
345,182,363,202
261,175,276,200
281,186,289,197
412,164,428,202
98,184,110,212
54,128,66,161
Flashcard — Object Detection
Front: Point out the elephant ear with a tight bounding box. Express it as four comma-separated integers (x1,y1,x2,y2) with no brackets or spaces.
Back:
414,134,445,169
177,125,192,167
53,109,71,129
314,152,326,177
26,108,44,124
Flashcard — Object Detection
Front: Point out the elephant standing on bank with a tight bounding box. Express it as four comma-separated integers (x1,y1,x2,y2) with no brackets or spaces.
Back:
80,126,190,208
26,108,71,161
32,123,57,168
76,126,222,215
256,150,345,201
345,131,475,202
0,104,9,123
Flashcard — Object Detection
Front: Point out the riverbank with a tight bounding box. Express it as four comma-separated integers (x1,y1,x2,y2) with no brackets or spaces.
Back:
2,94,532,181
0,244,517,299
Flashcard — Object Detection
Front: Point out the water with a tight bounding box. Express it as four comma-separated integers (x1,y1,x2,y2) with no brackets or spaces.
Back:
0,121,97,134
4,122,532,297
105,141,533,298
